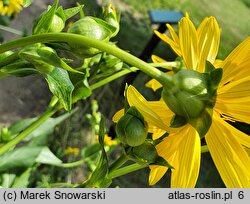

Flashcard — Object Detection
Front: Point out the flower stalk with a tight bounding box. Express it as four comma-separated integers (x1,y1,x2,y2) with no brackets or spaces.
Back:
0,33,173,87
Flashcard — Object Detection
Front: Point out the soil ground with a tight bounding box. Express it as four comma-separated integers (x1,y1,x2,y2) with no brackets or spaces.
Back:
0,0,72,126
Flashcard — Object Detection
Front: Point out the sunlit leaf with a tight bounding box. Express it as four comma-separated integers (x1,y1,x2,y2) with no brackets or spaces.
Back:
45,67,74,111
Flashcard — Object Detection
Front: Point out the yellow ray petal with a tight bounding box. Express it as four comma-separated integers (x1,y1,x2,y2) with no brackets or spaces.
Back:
197,17,220,72
151,125,200,187
205,113,250,187
154,30,182,56
220,37,250,85
170,125,201,188
126,85,171,132
149,165,168,185
166,23,180,45
145,78,162,91
216,77,250,124
149,132,181,185
112,109,124,122
179,17,198,70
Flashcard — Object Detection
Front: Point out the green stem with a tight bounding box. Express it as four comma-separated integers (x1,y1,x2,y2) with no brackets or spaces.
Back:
107,163,148,179
55,159,86,168
0,33,173,87
0,108,57,156
0,25,23,36
90,67,137,91
201,145,209,153
108,154,128,173
48,183,76,188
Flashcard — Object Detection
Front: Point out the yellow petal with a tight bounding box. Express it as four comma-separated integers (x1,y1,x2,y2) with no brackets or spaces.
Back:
205,113,250,187
166,23,180,45
216,77,250,124
197,17,220,72
151,125,200,187
112,109,124,123
220,36,250,85
179,17,198,70
149,165,168,185
145,78,163,91
170,125,201,188
126,85,172,132
154,30,182,56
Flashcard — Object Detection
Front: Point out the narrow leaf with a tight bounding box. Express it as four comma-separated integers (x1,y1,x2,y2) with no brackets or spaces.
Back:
33,0,58,34
63,5,84,20
11,168,32,188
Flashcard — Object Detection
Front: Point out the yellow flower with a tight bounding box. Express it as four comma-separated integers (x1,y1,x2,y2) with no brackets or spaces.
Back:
64,147,80,156
0,0,23,16
96,134,118,146
113,16,250,187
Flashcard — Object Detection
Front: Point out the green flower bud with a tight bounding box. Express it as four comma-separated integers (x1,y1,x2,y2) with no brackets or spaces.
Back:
48,14,65,33
0,127,11,143
128,141,158,164
162,69,209,119
102,4,120,37
116,106,148,147
67,17,114,57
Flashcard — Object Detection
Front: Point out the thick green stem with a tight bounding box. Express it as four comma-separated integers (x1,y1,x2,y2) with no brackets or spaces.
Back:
107,163,148,179
0,33,173,87
108,154,128,173
0,108,57,156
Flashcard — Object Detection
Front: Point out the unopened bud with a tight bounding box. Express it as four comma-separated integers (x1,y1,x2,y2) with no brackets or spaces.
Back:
162,69,208,119
128,141,158,164
116,106,148,147
67,17,113,57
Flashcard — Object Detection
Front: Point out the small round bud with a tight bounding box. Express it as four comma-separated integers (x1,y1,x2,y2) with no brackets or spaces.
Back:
128,141,158,164
162,69,208,119
0,127,11,143
116,107,148,147
48,14,65,33
67,17,112,57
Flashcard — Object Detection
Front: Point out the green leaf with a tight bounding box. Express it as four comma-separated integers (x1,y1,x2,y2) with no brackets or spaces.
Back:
81,143,101,159
45,67,74,111
0,146,61,173
170,114,187,128
81,116,111,187
73,77,92,101
189,107,213,138
209,68,223,91
32,0,58,34
19,44,82,74
35,147,62,165
5,110,77,145
63,5,84,20
0,174,16,188
152,156,174,169
55,6,66,22
23,0,33,7
0,146,43,173
205,60,216,73
11,168,32,188
0,60,37,77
